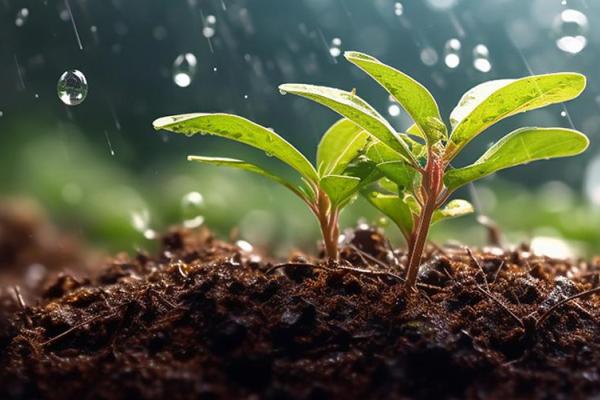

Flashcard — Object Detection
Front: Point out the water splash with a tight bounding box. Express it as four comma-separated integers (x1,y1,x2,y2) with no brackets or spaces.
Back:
57,70,88,106
553,9,588,54
172,53,197,88
444,38,461,69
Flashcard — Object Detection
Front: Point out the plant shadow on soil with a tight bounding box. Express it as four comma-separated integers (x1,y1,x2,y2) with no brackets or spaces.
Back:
0,204,599,400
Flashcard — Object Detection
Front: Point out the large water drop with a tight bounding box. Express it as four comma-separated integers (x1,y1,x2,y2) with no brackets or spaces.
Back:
444,38,461,69
181,191,205,229
173,53,197,88
553,9,588,54
420,47,438,66
57,69,88,106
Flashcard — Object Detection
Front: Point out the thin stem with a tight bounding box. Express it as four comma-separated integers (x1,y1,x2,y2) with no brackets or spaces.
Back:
404,196,436,289
316,189,339,260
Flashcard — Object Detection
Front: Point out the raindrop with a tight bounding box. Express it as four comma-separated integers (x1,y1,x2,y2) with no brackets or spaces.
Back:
329,37,342,58
244,94,249,99
388,95,401,117
0,111,3,117
444,38,461,69
202,14,216,38
394,2,403,16
131,209,157,240
15,8,29,27
213,67,218,72
561,0,567,5
181,191,205,229
560,110,567,117
172,53,197,88
472,44,492,72
57,69,88,106
553,9,588,54
420,47,438,66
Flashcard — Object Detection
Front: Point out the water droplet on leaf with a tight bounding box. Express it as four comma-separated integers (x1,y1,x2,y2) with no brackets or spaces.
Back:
57,69,88,106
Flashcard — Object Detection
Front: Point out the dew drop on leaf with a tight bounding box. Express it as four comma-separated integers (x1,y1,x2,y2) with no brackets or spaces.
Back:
444,38,461,69
57,69,88,106
173,53,197,88
553,9,588,54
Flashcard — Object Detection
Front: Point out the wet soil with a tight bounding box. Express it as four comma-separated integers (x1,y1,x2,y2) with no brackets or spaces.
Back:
0,219,599,399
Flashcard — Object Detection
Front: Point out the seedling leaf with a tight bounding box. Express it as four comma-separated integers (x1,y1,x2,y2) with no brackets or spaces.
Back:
447,73,586,159
317,118,371,176
344,51,441,139
320,175,361,206
376,161,417,190
444,127,589,191
363,191,413,239
278,83,416,165
153,113,318,183
432,199,474,224
187,156,307,199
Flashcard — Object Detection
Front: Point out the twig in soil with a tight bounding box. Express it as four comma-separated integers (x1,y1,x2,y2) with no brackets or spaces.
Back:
475,286,524,328
12,286,26,309
535,286,600,328
491,260,505,284
348,244,390,270
42,313,107,347
466,247,489,291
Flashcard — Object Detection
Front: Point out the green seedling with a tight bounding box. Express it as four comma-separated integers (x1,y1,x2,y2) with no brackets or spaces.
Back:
153,114,379,260
279,51,588,289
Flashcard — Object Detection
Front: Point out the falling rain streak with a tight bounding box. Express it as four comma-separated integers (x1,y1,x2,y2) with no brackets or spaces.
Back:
64,0,83,50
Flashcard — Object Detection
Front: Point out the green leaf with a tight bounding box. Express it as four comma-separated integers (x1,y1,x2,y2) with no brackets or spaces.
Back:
317,118,371,176
320,175,361,206
278,83,416,165
376,161,417,190
432,199,474,224
153,113,318,183
187,156,307,199
444,127,589,191
363,191,413,240
344,51,442,139
447,73,586,159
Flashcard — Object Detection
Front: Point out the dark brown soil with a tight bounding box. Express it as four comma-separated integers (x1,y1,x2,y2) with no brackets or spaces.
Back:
0,220,599,399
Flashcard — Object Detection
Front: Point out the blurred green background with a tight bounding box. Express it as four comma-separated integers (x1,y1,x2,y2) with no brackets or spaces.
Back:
1,0,600,257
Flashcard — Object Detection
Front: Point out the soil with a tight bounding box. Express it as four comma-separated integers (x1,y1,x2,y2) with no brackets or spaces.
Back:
0,213,599,399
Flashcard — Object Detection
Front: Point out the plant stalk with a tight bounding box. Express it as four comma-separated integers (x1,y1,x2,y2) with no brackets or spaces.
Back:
404,197,436,289
316,189,339,260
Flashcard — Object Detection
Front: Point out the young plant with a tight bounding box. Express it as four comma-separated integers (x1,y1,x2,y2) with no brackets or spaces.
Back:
153,113,379,260
279,51,589,289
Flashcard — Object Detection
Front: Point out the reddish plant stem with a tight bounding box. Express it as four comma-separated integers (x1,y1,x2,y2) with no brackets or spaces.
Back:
404,151,445,289
316,189,339,260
